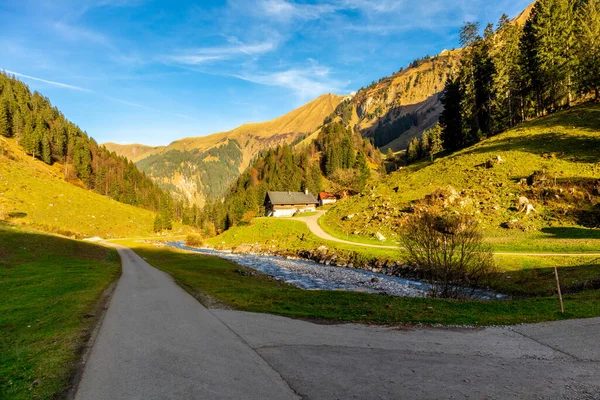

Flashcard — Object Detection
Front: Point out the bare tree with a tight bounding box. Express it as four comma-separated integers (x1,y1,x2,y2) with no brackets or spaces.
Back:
401,211,496,299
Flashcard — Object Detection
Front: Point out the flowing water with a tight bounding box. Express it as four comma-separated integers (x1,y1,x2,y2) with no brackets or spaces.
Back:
167,242,503,299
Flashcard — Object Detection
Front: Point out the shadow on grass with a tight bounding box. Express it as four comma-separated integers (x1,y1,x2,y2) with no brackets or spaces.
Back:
492,261,600,297
467,132,600,163
541,227,600,240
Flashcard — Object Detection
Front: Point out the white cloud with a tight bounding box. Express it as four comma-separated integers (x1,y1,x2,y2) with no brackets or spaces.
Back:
2,69,92,92
52,22,116,50
164,40,278,65
231,62,349,100
259,0,336,21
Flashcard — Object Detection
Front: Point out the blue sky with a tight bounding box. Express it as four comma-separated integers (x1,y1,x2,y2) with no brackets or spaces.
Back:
1,0,532,146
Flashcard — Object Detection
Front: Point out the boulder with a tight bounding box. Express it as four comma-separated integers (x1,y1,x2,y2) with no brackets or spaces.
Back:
375,232,386,241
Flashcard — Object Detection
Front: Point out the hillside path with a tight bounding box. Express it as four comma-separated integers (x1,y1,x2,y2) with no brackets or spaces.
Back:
74,245,298,400
297,210,600,257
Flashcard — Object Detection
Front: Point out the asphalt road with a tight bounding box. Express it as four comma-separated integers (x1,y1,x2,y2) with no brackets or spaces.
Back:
76,245,600,399
74,245,298,400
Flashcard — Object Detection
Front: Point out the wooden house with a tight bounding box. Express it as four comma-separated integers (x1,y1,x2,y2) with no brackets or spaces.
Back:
264,190,318,217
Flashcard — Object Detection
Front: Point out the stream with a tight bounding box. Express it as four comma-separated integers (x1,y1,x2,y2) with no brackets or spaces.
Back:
167,242,504,299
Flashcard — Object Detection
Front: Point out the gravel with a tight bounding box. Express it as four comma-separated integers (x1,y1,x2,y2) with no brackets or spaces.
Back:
168,242,428,297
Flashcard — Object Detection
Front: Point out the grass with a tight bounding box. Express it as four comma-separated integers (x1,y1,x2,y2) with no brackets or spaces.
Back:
205,217,400,260
0,137,189,239
0,223,120,400
121,240,600,326
321,103,600,253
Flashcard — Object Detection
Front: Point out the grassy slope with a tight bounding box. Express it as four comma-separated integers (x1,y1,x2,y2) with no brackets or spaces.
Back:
0,224,120,400
0,137,187,238
122,240,600,326
322,104,600,253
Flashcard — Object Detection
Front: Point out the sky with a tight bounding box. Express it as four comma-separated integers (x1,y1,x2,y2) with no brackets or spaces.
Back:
0,0,533,146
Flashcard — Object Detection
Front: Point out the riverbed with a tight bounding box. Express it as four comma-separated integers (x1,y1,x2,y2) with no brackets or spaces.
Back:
167,242,503,299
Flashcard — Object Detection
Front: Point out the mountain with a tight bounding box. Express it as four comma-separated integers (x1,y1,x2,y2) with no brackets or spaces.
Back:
107,93,344,205
329,50,461,152
324,3,537,153
103,143,165,163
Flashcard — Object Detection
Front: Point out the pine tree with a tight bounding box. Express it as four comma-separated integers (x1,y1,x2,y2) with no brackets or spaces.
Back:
576,0,600,101
440,78,464,151
0,100,12,137
354,151,370,192
528,0,577,112
41,134,52,164
491,14,524,131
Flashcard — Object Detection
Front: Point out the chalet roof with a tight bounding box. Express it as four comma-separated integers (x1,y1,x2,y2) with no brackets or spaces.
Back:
318,192,336,200
266,191,318,205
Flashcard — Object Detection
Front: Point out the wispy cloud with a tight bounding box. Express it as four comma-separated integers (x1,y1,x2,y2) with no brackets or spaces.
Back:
52,21,116,50
258,0,336,21
3,69,196,121
231,62,348,100
164,39,278,65
2,69,92,92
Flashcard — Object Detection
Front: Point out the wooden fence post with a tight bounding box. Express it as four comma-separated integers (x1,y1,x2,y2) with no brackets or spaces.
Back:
554,266,564,314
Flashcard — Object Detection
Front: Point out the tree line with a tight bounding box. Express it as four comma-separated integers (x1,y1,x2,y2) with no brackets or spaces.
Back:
0,72,167,212
440,0,600,151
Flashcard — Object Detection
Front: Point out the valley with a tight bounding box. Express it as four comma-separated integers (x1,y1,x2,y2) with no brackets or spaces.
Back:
2,0,600,399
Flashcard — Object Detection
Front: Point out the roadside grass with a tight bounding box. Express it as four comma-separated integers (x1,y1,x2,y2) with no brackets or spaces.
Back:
0,223,120,400
321,103,600,253
205,217,400,260
0,137,189,239
124,240,600,326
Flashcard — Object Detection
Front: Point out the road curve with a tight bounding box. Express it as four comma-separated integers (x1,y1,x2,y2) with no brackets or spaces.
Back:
74,245,298,400
297,211,600,257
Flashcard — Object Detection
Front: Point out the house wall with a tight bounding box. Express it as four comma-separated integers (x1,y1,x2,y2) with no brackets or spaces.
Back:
319,199,337,207
267,204,317,217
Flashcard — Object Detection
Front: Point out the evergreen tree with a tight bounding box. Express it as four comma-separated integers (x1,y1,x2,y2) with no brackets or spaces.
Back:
440,78,464,151
0,100,12,137
354,151,370,192
576,0,600,101
490,14,524,131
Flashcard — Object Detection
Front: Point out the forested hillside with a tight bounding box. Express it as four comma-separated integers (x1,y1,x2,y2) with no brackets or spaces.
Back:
0,72,166,211
439,0,600,153
109,94,344,206
183,122,381,233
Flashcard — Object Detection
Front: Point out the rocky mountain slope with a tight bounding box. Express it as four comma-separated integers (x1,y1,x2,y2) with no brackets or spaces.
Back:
107,94,344,205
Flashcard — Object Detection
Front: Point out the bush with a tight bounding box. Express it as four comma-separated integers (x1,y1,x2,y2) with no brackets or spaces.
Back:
401,210,496,299
185,234,204,248
240,210,257,226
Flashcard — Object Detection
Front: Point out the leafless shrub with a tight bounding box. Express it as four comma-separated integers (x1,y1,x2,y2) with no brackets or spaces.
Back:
401,210,497,299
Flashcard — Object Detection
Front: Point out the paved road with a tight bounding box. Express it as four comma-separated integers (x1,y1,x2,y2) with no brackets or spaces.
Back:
215,311,600,399
75,245,298,400
76,245,600,399
297,210,600,257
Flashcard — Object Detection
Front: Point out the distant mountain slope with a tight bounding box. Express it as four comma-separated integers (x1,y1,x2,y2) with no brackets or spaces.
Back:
0,137,162,238
109,94,344,205
104,143,164,163
326,2,536,152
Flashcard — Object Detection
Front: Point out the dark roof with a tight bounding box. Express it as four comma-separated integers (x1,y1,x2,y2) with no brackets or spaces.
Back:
266,191,318,205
